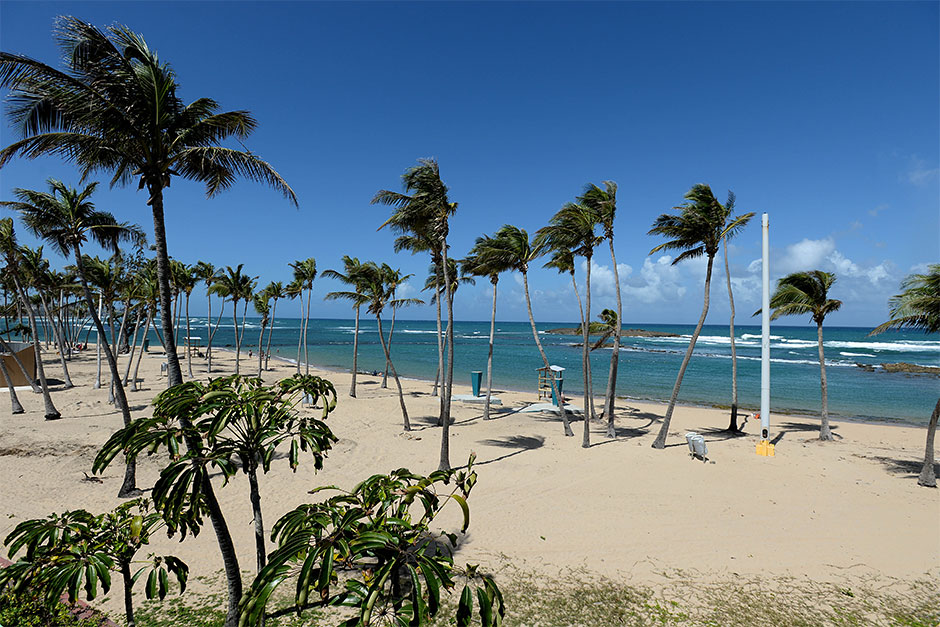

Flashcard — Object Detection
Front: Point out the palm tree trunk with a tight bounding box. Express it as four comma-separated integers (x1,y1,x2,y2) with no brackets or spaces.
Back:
147,185,183,387
582,254,593,448
39,295,72,389
120,560,135,627
206,291,212,372
107,307,119,404
918,398,938,488
94,293,103,389
0,356,24,414
131,309,152,392
185,293,193,379
295,291,304,374
523,270,573,437
0,333,40,393
377,313,409,431
723,237,739,431
12,277,59,419
382,306,396,389
257,317,266,377
233,300,242,376
569,270,593,425
651,255,715,449
123,307,143,386
201,471,242,627
73,250,137,495
440,244,455,472
817,321,833,441
265,298,278,371
207,298,225,373
605,237,622,437
484,278,498,421
304,286,312,375
246,463,267,573
433,279,443,398
350,305,359,398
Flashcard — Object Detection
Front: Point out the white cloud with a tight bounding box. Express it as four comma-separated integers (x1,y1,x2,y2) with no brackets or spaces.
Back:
827,251,891,285
747,258,762,273
779,237,836,273
868,203,888,217
579,259,633,299
621,255,686,304
906,158,940,186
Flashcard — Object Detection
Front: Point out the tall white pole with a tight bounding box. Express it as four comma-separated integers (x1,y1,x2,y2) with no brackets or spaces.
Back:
760,213,771,441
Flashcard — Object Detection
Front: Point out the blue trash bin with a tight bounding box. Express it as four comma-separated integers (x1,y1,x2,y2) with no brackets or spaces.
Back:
551,377,565,406
471,371,483,397
143,338,150,353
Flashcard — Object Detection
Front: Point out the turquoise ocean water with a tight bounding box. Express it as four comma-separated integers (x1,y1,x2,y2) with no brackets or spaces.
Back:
165,317,938,427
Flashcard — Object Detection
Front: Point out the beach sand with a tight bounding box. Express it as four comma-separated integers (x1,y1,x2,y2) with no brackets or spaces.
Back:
1,345,937,619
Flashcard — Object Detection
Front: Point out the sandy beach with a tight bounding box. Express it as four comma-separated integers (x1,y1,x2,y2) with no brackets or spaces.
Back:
1,345,937,620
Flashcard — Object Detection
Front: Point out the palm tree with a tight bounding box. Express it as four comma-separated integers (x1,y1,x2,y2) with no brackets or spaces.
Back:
648,185,754,449
286,278,304,374
252,292,269,377
423,258,473,403
495,224,574,437
373,159,458,470
462,232,515,420
716,193,753,432
3,181,144,495
84,255,125,400
537,202,602,448
262,281,284,372
870,264,939,487
764,270,842,442
323,257,368,397
0,17,297,394
580,181,622,436
194,261,222,373
0,218,60,419
290,258,317,375
172,262,197,379
210,265,256,376
359,262,413,431
17,245,74,389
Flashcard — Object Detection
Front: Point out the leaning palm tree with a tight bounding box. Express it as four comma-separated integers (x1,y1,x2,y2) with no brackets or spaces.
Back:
323,257,368,397
648,185,754,449
462,232,515,420
0,17,297,396
423,258,474,402
537,202,602,448
764,270,842,442
172,262,197,379
580,181,622,436
262,281,284,372
194,261,222,373
252,292,270,377
2,180,144,495
717,193,753,432
373,159,458,470
290,258,317,375
359,262,413,431
17,245,73,389
210,265,256,376
496,224,574,437
870,264,939,487
0,218,59,419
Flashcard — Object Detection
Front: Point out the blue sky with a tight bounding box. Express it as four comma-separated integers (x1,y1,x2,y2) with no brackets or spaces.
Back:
1,1,937,327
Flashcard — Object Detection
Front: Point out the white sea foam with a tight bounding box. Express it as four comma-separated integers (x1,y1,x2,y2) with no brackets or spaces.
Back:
840,352,876,358
825,340,940,352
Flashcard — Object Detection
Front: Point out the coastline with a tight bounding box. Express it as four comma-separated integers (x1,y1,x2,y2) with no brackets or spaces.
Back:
215,345,933,429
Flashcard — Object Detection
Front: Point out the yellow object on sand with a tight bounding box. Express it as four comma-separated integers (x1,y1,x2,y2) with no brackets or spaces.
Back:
756,440,775,457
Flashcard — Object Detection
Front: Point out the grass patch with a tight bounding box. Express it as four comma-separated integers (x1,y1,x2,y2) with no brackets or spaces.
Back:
127,568,939,627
